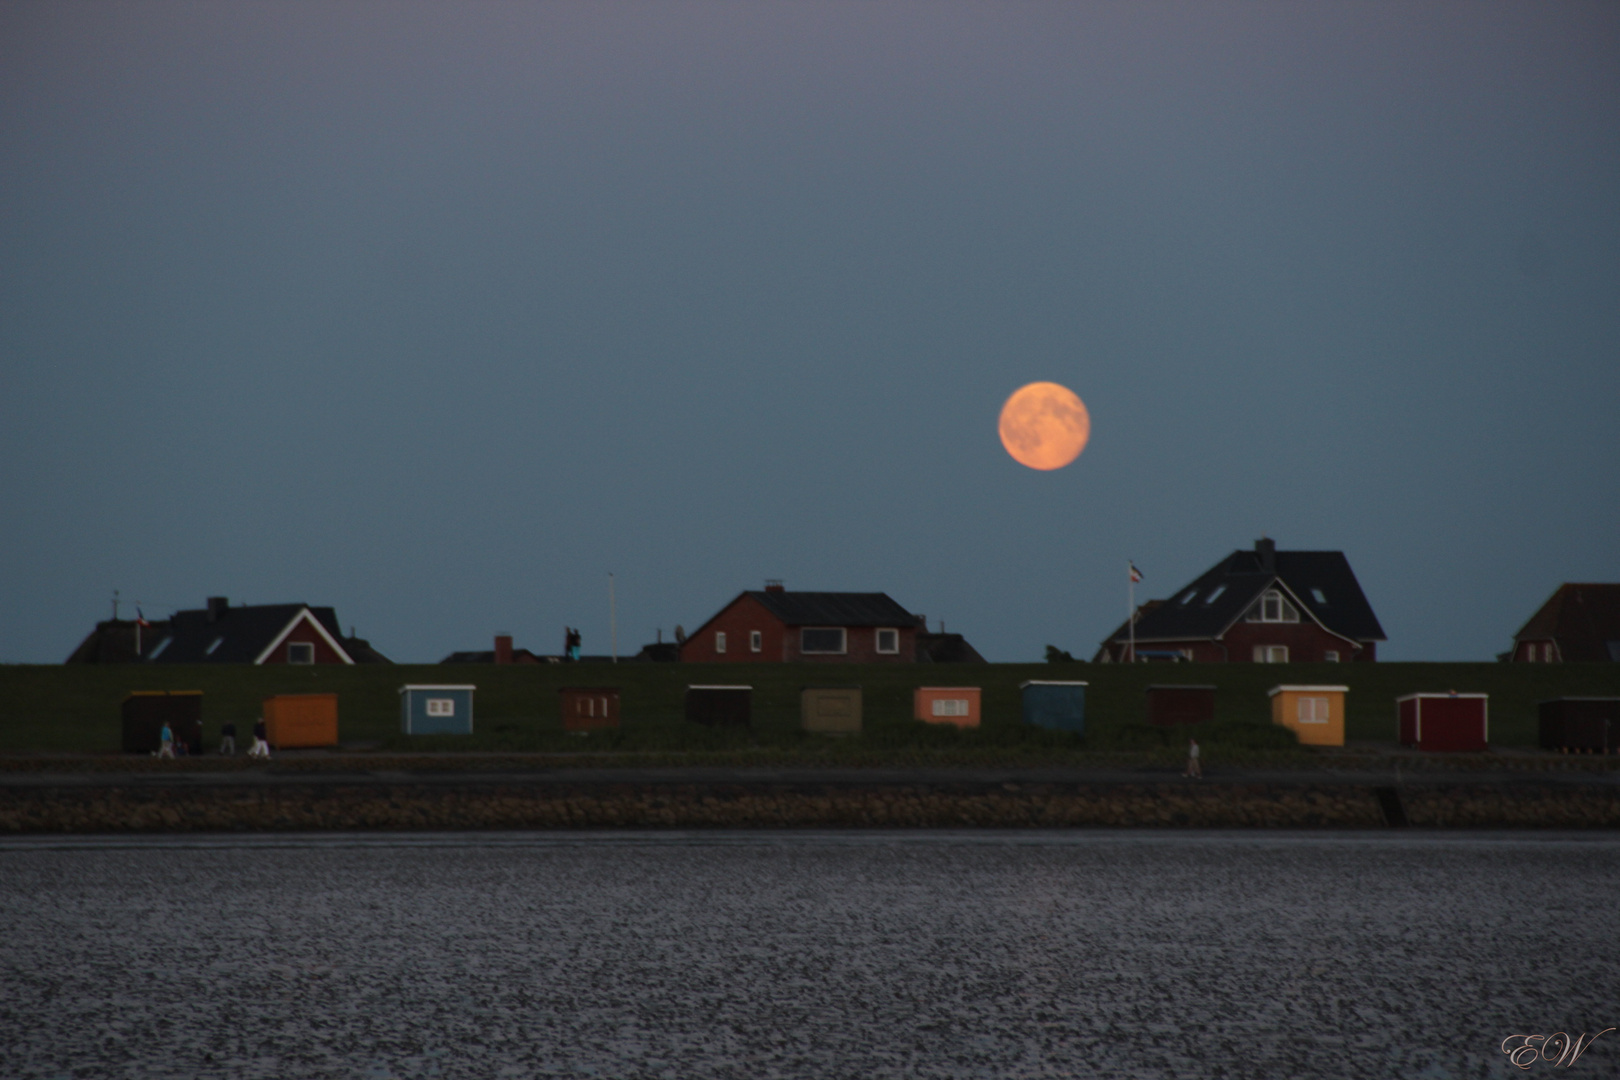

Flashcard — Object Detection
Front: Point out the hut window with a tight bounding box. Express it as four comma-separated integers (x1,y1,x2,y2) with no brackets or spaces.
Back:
287,642,314,664
1253,645,1289,663
426,698,455,716
932,699,969,717
715,632,727,654
1297,697,1329,723
876,629,899,654
801,628,846,654
749,631,762,653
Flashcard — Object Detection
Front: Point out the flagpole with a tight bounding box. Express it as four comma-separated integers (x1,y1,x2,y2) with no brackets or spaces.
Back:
1127,562,1135,664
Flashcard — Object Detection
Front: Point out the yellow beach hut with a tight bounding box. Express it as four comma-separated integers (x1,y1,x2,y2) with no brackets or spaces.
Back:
1268,685,1349,747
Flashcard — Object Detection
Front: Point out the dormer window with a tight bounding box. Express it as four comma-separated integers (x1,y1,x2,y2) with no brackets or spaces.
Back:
1245,589,1299,623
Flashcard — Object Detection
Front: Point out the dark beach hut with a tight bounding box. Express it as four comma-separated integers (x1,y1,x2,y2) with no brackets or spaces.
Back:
1145,685,1215,727
1020,681,1088,734
122,691,203,754
1538,698,1618,754
686,685,752,728
560,687,621,732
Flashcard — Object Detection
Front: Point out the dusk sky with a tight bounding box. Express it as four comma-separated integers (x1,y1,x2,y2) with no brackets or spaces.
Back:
2,3,1616,664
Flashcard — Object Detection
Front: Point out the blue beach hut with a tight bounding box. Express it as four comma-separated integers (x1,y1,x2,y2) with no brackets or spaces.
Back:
399,684,476,735
1020,680,1088,734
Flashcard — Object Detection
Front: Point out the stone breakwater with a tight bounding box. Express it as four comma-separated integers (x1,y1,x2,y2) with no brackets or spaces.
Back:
2,779,1619,831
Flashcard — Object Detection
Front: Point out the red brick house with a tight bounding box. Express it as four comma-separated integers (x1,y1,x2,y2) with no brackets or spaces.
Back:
68,596,389,664
680,583,924,663
1094,539,1385,664
1506,583,1620,663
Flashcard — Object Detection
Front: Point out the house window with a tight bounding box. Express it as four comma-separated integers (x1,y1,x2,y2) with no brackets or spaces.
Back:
1253,645,1289,663
1324,650,1339,663
801,628,846,654
1543,642,1555,663
205,637,224,656
715,632,727,654
749,631,762,653
875,629,899,654
1311,588,1328,604
932,698,969,717
147,636,171,660
1179,590,1197,605
1246,589,1299,623
426,698,455,716
1203,585,1226,604
287,642,315,664
1297,697,1329,723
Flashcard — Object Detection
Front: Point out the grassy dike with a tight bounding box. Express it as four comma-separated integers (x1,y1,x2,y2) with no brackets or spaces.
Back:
1,660,1617,758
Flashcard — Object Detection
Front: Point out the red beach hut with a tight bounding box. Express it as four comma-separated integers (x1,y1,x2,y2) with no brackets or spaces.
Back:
1397,693,1488,752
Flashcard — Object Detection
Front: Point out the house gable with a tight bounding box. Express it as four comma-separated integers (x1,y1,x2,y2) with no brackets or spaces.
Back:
254,608,355,665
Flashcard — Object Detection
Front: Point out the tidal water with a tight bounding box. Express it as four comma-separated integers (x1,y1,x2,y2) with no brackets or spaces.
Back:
1,831,1616,1080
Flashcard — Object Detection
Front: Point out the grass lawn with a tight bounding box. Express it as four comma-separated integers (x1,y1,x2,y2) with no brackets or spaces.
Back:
1,660,1617,764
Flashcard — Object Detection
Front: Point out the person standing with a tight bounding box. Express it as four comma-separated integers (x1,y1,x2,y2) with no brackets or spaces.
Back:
1184,737,1202,779
157,721,175,759
248,717,271,759
219,722,237,756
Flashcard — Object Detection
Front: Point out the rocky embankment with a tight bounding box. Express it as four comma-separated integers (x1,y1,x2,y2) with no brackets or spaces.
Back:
3,776,1619,831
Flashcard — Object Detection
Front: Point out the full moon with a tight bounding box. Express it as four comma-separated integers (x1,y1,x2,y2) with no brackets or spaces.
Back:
998,381,1091,470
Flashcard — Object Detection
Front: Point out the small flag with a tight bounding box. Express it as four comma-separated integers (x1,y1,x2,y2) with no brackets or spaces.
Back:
136,607,150,628
1128,562,1143,584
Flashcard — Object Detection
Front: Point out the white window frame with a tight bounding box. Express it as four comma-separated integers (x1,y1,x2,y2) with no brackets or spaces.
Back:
426,698,455,717
749,630,762,653
875,628,899,654
800,627,847,655
1248,589,1300,624
287,642,315,664
1297,696,1329,723
715,631,727,654
1253,645,1289,663
1324,650,1339,663
932,698,969,717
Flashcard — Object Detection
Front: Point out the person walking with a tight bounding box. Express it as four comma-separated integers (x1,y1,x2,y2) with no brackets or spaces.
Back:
218,721,237,756
157,721,175,759
1184,737,1202,779
248,717,271,759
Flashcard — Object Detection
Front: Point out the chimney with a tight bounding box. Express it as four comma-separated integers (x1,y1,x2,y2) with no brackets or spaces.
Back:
494,634,513,664
206,597,229,623
1256,537,1276,573
764,579,785,593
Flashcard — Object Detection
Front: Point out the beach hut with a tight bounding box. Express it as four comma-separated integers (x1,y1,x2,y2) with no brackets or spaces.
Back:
801,687,862,734
399,685,475,735
914,687,980,728
560,687,621,732
1145,685,1216,727
1020,681,1087,734
686,685,752,728
1538,698,1619,754
263,693,339,749
1397,693,1487,752
1268,685,1348,747
121,691,203,754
